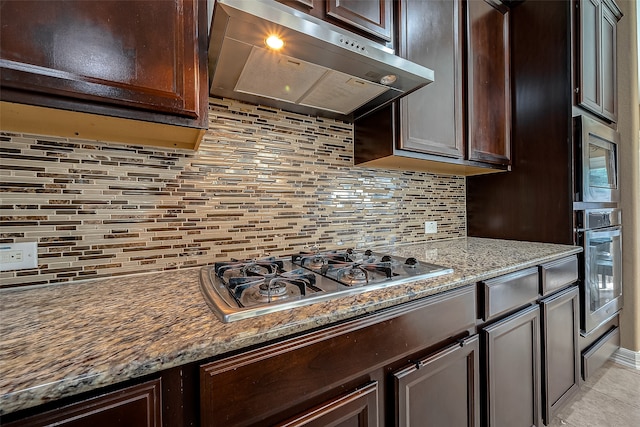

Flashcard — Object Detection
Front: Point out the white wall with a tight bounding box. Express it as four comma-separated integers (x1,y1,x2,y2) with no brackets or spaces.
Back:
617,0,640,353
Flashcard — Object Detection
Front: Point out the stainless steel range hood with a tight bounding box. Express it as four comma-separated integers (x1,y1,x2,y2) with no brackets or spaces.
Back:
207,0,434,122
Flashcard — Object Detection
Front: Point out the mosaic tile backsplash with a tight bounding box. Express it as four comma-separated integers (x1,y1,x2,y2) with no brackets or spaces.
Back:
0,98,466,288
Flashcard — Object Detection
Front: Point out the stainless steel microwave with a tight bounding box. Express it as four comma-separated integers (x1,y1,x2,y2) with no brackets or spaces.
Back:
575,115,620,203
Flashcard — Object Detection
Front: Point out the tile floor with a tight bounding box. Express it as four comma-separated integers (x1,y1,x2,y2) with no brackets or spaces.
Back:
549,360,640,426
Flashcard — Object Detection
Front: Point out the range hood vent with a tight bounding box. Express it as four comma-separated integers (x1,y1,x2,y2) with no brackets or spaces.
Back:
208,0,434,122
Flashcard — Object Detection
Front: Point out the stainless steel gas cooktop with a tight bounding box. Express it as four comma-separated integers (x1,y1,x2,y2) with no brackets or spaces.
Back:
200,249,453,322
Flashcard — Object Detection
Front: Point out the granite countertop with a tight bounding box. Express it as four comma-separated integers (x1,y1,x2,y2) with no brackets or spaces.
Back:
0,237,582,415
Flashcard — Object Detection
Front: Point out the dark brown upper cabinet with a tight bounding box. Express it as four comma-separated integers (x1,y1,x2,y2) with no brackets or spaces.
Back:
576,0,623,123
276,0,393,47
466,0,511,165
398,0,465,160
0,0,208,150
354,0,511,176
326,0,392,42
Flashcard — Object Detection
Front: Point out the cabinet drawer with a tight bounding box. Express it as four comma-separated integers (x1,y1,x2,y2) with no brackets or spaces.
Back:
582,326,620,381
277,382,379,427
540,256,579,296
480,267,539,321
3,378,162,427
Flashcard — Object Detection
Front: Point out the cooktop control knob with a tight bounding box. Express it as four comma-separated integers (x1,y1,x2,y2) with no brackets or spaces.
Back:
405,257,418,267
364,249,373,256
381,255,392,262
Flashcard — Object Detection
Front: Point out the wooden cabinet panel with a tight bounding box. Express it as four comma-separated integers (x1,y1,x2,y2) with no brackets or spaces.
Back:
600,3,618,120
540,286,580,425
200,286,476,426
0,0,208,149
480,267,539,321
540,256,579,296
483,305,542,427
326,0,392,42
353,0,511,175
278,382,379,427
398,0,464,159
0,0,204,119
467,0,575,243
576,0,622,122
3,379,162,427
394,336,480,427
578,0,601,113
467,0,511,165
276,0,392,45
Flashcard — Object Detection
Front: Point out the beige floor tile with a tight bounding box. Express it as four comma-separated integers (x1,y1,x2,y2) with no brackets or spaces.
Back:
555,388,640,426
551,361,640,427
585,362,640,409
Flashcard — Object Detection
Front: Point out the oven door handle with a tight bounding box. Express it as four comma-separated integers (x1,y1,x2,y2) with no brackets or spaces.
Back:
579,226,621,247
586,226,622,236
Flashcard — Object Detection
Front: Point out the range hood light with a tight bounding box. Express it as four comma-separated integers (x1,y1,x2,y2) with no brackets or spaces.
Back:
380,75,397,85
265,35,284,50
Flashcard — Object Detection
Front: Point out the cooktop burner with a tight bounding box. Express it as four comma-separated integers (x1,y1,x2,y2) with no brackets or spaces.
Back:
200,249,453,322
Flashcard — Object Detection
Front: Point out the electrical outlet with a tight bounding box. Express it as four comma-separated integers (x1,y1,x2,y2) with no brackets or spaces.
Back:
424,221,438,234
0,242,38,271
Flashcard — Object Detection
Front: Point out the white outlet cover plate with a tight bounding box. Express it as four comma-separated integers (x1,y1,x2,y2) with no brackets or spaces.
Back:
424,221,438,234
0,242,38,271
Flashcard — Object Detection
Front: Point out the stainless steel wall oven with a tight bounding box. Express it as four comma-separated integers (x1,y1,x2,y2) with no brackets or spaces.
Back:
576,209,623,333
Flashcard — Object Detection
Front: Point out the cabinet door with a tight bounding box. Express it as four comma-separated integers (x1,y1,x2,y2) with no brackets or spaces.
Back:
577,0,602,115
393,336,480,427
398,0,464,159
467,0,511,165
278,382,379,427
540,286,580,425
201,286,476,426
600,2,618,121
326,0,392,42
3,379,162,427
0,0,206,122
277,0,392,44
577,0,621,122
483,305,542,427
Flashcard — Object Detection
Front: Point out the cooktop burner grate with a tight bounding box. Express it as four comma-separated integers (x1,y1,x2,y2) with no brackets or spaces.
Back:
200,249,453,322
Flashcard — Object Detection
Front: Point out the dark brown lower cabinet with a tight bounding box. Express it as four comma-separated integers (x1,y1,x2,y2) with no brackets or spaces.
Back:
540,286,580,425
482,305,542,427
200,285,477,426
393,335,480,427
2,378,162,427
3,263,587,426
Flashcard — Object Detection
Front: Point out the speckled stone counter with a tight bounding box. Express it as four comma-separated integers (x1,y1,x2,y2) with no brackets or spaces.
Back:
0,237,581,415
